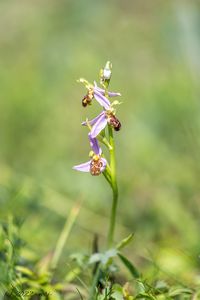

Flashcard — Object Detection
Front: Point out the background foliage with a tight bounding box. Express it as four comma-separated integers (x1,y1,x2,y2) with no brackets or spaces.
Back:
1,0,200,298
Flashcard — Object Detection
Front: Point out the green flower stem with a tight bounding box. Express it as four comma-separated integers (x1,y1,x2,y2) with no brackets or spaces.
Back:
103,169,112,185
107,125,118,247
98,135,112,150
104,84,119,248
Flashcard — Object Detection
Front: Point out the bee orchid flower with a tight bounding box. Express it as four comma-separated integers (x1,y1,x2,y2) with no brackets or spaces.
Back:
82,110,121,138
73,134,107,176
80,79,121,110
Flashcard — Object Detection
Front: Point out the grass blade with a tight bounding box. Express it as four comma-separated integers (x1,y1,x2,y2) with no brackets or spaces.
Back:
118,253,140,279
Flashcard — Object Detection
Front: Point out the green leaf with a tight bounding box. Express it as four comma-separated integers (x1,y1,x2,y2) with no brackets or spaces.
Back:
154,280,169,293
135,293,156,299
118,253,140,278
111,291,124,300
111,284,124,300
136,281,146,293
65,267,81,282
116,233,134,251
169,287,193,296
15,266,34,277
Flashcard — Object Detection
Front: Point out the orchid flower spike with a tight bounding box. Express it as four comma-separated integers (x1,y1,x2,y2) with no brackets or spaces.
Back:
78,79,121,110
73,134,107,176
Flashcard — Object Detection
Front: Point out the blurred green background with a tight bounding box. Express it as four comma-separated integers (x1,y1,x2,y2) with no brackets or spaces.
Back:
1,0,200,285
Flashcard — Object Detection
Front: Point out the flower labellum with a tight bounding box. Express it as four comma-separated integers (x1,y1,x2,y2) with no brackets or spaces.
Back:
106,112,121,131
90,154,104,176
82,88,93,107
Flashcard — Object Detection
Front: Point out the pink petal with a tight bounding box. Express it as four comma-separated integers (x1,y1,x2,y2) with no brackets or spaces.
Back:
73,160,91,172
88,133,101,155
94,90,111,110
82,112,104,126
90,113,108,138
94,81,121,97
100,158,107,172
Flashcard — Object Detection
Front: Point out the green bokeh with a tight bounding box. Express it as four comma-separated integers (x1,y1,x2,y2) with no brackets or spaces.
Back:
1,0,200,284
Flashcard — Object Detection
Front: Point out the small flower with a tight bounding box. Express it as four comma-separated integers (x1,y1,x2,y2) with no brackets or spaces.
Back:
79,79,120,110
82,110,121,138
81,86,110,109
73,134,107,176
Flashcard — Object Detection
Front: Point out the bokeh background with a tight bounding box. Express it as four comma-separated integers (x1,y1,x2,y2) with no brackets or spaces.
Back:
1,0,200,285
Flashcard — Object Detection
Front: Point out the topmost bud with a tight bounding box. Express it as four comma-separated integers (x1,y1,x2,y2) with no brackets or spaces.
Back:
103,61,112,80
100,61,112,88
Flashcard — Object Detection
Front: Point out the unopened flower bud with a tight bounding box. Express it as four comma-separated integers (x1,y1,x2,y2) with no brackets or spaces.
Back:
103,61,112,80
100,61,112,87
